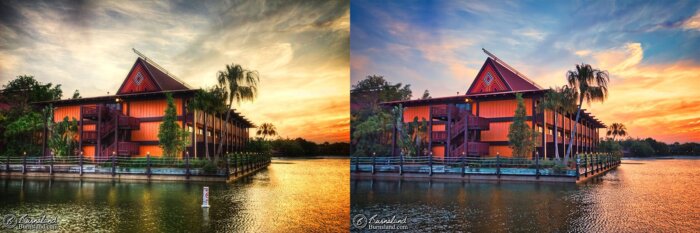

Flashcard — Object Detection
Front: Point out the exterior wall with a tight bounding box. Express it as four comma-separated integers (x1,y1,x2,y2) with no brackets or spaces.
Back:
431,146,444,158
54,105,82,122
138,146,163,158
128,99,182,118
489,146,513,158
403,106,430,122
81,145,95,159
478,98,532,118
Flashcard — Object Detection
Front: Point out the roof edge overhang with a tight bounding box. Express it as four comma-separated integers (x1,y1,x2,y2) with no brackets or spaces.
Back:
382,89,546,107
32,89,197,106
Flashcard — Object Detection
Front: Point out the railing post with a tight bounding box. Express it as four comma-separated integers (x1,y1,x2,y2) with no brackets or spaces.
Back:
461,152,466,177
79,151,84,176
111,151,116,177
146,152,151,178
496,152,501,178
575,154,580,180
185,151,190,179
225,151,230,178
22,151,27,174
583,154,588,177
5,154,9,173
535,151,540,179
399,153,403,176
371,152,376,174
429,152,433,177
351,156,355,173
49,151,54,175
234,153,238,176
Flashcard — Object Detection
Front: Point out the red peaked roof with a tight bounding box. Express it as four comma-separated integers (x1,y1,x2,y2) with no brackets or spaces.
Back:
467,57,542,94
488,57,542,91
139,58,190,91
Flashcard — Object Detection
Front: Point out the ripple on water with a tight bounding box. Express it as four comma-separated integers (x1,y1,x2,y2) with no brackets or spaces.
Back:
352,159,700,232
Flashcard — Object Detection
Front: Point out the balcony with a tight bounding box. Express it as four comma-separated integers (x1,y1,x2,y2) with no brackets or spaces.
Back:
452,142,490,157
451,114,490,136
430,106,460,119
102,142,140,157
431,131,447,142
81,106,109,120
116,116,140,129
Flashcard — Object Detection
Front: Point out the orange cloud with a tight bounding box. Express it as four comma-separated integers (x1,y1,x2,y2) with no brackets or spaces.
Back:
577,44,700,143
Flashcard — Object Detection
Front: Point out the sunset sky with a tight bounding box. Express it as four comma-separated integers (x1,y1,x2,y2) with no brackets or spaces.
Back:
351,0,700,143
0,0,350,143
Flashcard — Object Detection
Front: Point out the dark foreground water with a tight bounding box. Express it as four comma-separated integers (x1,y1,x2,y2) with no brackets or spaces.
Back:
0,158,349,232
351,158,700,232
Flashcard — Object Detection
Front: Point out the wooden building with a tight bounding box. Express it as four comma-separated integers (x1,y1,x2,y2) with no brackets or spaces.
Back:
36,55,254,159
384,50,605,158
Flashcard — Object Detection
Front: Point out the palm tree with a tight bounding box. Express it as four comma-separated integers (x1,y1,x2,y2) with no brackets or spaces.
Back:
564,63,610,162
256,123,277,141
607,123,627,141
540,88,564,160
559,86,578,164
190,88,227,160
216,64,259,157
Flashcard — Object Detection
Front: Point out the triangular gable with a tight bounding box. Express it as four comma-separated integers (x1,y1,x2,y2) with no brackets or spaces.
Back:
466,58,511,94
117,58,162,94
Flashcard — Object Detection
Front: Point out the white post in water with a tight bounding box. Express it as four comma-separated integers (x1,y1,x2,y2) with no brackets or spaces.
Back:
201,186,210,208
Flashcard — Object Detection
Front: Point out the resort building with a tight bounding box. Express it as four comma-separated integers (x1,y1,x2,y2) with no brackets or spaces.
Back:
36,54,254,159
384,50,605,158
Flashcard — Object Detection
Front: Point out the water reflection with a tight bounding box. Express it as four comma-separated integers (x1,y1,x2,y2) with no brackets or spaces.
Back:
351,159,700,232
0,158,349,232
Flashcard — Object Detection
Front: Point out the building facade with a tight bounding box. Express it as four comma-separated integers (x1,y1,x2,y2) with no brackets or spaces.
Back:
385,51,605,158
37,56,254,159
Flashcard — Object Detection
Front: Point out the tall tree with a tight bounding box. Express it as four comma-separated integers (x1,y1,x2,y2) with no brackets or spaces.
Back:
559,86,578,164
508,93,538,158
421,90,431,99
216,64,259,157
564,64,609,161
72,90,81,99
607,123,627,141
256,123,277,141
350,75,412,156
158,93,190,158
1,75,62,156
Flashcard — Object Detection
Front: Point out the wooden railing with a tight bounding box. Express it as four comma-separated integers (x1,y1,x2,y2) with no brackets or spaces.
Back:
102,142,140,157
432,131,447,142
81,106,109,119
452,142,490,157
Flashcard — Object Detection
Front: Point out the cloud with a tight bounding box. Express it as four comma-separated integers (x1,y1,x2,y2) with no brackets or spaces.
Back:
682,10,700,30
593,43,643,74
0,0,350,143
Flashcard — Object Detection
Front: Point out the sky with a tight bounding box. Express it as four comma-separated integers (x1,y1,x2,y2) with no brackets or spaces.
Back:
351,0,700,143
0,0,350,143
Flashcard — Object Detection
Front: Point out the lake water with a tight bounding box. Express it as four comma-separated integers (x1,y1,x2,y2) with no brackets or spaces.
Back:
0,158,349,232
351,158,700,232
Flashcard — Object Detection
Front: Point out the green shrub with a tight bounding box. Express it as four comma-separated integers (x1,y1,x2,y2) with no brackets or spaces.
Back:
202,160,218,174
